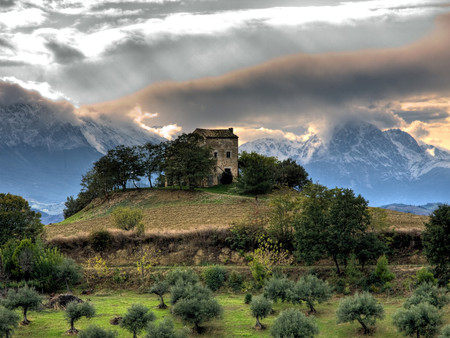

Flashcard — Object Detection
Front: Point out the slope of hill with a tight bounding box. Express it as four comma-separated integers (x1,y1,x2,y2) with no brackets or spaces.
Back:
240,122,450,206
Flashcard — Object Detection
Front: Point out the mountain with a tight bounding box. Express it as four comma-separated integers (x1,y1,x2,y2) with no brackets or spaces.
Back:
0,101,163,220
240,122,450,205
380,203,443,216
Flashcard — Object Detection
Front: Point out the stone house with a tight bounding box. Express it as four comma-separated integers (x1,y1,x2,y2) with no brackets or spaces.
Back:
193,128,239,186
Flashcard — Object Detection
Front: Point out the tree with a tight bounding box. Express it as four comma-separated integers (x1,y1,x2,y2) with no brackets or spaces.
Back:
0,193,43,245
0,306,20,338
149,278,169,309
202,265,227,292
289,274,332,313
393,302,442,338
120,304,155,338
56,257,82,293
140,142,165,188
166,268,199,287
112,207,143,231
237,152,277,196
336,292,384,334
79,325,118,338
146,318,188,338
372,255,395,291
271,308,319,338
65,301,96,334
423,204,450,280
172,283,222,333
274,158,309,190
355,233,387,271
404,283,449,310
264,275,294,303
250,295,273,329
164,133,216,189
4,286,42,325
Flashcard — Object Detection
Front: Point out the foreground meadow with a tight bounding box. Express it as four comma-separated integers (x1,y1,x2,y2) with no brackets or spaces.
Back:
14,291,450,338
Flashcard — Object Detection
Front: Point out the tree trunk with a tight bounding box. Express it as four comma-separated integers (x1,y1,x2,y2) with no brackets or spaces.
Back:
417,332,420,338
255,316,263,329
148,177,153,188
22,307,29,324
308,302,316,313
357,318,368,334
133,332,137,338
158,295,167,309
66,279,71,293
333,256,341,275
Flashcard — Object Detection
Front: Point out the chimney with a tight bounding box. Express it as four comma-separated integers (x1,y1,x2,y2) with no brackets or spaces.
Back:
228,128,233,133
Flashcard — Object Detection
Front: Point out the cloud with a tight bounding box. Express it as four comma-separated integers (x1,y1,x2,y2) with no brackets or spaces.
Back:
0,76,74,101
0,7,47,30
45,40,85,64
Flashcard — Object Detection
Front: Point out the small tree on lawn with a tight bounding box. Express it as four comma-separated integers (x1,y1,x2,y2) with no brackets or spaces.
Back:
4,286,42,325
120,304,155,338
271,308,319,338
202,265,227,292
404,282,449,310
146,318,188,338
289,274,332,313
0,306,20,338
264,275,294,303
149,278,169,309
250,295,273,330
79,325,118,338
65,301,96,334
336,292,384,335
393,302,442,338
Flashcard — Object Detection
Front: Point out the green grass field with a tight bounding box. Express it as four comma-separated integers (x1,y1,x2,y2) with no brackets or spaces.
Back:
14,291,450,337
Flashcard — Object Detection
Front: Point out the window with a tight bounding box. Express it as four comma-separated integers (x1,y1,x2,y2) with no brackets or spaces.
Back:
226,151,231,158
214,151,218,158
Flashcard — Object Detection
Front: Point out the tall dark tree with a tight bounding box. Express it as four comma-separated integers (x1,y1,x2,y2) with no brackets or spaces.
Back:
140,142,165,188
274,158,309,190
0,193,43,245
237,151,277,196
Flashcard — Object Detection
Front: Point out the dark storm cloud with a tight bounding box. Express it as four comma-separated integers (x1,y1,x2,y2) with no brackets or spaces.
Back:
395,108,450,123
45,41,85,64
0,37,14,50
82,13,450,134
0,0,15,8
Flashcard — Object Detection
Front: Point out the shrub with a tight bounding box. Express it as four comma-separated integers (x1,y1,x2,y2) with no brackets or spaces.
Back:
111,207,143,231
166,268,199,286
228,270,244,292
271,308,319,338
226,212,267,251
65,301,96,334
415,268,437,286
120,304,155,338
79,325,118,338
89,230,113,252
3,286,42,325
439,325,450,338
146,318,188,338
393,302,442,338
264,275,294,303
202,265,227,291
404,282,449,309
374,255,395,287
0,306,20,338
250,295,272,329
170,281,211,306
336,292,384,334
289,274,332,313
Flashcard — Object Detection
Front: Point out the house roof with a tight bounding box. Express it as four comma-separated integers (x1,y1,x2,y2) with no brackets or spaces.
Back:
193,128,238,139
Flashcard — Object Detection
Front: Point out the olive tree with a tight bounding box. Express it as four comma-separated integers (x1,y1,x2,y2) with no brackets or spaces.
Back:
120,304,155,338
393,302,442,338
4,286,42,325
336,292,384,334
271,308,319,338
149,279,169,309
250,295,273,330
404,283,449,309
264,275,294,303
79,325,118,338
0,306,20,338
65,301,96,334
289,274,332,313
146,318,188,338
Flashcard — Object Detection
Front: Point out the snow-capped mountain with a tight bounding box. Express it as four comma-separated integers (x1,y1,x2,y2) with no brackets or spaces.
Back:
0,101,163,221
240,122,450,205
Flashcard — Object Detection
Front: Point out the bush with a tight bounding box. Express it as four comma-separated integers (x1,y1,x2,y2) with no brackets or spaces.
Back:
415,268,437,286
264,275,294,303
244,293,252,304
393,302,442,338
289,274,332,313
166,268,199,286
374,255,395,289
79,325,118,338
4,286,43,325
404,282,449,309
65,301,96,334
111,207,143,231
336,292,384,334
226,216,267,251
228,270,244,292
202,265,227,292
439,325,450,338
89,230,113,252
271,308,319,338
0,306,20,337
250,295,272,329
170,282,212,306
146,318,188,338
120,304,155,338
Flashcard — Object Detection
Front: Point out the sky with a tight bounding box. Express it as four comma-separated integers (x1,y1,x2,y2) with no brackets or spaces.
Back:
1,0,450,148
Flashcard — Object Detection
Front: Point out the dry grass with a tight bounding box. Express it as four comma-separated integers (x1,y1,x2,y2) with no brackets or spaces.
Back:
383,208,429,232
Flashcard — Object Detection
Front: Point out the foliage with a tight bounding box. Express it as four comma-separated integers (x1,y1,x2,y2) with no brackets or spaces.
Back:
136,247,158,281
0,306,20,338
371,255,395,292
336,292,384,334
55,257,82,293
166,268,199,286
170,282,210,306
0,193,43,245
172,282,223,332
79,325,118,338
202,265,227,292
290,274,332,313
149,278,170,309
416,268,437,286
273,158,310,190
237,151,277,195
63,195,87,219
89,230,113,252
3,285,42,324
228,270,244,292
226,209,267,251
146,318,188,338
404,282,449,309
84,255,109,285
120,304,155,338
423,204,450,280
65,301,96,333
244,293,253,304
271,308,319,338
393,302,442,338
250,294,273,329
355,233,388,271
264,275,294,303
139,142,165,188
439,325,450,338
111,207,143,231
